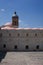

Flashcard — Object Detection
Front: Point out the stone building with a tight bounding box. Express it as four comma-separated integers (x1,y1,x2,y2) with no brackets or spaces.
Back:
0,12,43,51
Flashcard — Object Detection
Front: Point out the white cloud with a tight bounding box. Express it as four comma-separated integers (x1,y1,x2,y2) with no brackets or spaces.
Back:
1,9,5,12
5,22,12,25
19,20,30,28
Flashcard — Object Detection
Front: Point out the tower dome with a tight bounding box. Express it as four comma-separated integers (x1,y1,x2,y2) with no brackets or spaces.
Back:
12,12,18,17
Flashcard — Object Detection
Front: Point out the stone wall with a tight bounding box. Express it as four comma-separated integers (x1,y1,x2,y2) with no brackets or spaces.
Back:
0,29,43,51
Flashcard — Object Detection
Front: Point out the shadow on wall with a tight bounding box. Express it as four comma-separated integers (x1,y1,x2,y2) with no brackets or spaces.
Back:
0,51,7,63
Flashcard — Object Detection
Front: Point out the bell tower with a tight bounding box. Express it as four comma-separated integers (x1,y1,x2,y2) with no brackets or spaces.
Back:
12,12,19,28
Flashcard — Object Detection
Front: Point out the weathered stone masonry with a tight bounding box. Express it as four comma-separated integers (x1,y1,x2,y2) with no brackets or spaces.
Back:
0,29,43,51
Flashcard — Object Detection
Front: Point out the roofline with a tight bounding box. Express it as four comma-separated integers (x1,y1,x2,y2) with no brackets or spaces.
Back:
1,28,43,30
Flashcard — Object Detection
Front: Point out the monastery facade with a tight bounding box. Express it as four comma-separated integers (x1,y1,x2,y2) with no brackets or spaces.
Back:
0,12,43,51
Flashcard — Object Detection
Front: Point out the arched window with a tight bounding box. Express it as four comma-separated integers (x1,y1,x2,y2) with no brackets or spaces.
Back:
0,33,2,37
15,21,16,25
26,33,28,37
3,44,6,48
9,33,11,36
12,21,16,25
18,33,20,37
25,45,29,49
36,45,39,49
14,45,17,49
35,33,37,37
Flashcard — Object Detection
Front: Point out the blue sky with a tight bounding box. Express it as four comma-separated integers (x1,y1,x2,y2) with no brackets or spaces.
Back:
0,0,43,28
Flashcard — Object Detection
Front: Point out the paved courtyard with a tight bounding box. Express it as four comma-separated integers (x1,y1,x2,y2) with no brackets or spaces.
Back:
0,52,43,65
